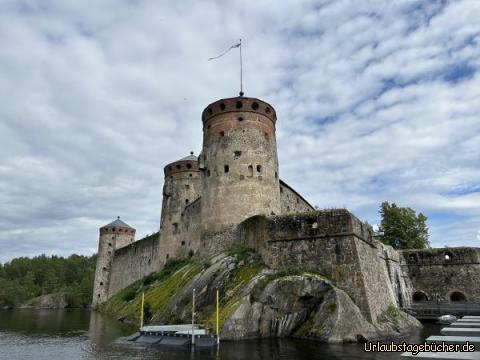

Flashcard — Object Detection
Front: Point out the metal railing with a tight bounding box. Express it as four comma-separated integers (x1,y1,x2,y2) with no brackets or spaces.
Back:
403,302,480,319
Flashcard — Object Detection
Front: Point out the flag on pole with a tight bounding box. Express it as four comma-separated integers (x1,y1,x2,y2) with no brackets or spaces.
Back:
208,42,241,61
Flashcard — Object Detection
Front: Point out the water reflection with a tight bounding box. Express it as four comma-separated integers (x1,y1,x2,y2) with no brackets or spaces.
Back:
0,309,441,360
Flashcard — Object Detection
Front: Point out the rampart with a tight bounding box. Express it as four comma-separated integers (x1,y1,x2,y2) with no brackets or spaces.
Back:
237,210,397,322
401,247,480,304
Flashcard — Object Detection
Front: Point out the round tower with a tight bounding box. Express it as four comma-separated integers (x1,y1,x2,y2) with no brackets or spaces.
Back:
159,152,201,261
200,96,281,233
92,217,135,307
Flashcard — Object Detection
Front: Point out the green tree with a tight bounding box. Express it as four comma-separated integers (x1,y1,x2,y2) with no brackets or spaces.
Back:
377,201,429,249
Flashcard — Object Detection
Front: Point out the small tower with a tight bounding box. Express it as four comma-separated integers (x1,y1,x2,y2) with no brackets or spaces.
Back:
200,96,281,233
92,217,136,307
159,152,201,262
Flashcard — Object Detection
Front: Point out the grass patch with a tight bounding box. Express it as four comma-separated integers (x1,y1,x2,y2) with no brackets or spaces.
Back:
99,258,203,324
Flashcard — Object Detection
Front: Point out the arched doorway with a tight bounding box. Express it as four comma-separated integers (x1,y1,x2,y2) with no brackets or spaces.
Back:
449,291,467,302
412,291,429,303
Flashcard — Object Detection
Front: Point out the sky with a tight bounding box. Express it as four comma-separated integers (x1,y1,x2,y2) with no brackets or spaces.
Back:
0,0,479,263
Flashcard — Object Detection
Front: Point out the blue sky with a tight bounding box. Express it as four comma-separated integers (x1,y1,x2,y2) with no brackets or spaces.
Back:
0,0,479,263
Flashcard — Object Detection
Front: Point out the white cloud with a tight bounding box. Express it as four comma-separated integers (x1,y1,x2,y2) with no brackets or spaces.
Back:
0,0,479,262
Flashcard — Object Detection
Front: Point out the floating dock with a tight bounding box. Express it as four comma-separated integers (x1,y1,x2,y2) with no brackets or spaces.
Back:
401,316,480,359
120,325,218,348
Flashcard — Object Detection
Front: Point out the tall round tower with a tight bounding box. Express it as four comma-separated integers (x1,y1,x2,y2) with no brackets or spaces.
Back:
159,152,201,262
92,217,135,307
200,96,281,233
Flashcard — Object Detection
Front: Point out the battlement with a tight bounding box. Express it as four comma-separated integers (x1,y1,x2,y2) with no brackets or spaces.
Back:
201,97,277,125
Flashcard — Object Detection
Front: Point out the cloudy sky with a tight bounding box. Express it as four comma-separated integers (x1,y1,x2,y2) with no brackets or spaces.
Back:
1,0,479,263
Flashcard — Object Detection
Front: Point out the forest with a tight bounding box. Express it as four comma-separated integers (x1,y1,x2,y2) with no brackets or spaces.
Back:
0,254,96,308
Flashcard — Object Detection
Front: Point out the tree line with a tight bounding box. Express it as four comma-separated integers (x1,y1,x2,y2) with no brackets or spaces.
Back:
0,254,96,308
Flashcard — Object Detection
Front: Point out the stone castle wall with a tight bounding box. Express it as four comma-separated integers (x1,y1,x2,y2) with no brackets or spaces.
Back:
400,247,480,304
279,180,315,214
107,233,161,298
237,210,397,322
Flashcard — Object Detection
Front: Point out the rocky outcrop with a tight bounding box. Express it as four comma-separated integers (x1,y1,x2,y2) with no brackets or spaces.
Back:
20,293,69,309
99,250,421,343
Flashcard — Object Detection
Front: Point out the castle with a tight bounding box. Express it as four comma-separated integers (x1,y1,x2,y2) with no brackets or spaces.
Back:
92,95,480,322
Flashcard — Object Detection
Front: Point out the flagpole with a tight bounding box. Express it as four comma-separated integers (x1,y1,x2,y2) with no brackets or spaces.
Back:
239,39,244,96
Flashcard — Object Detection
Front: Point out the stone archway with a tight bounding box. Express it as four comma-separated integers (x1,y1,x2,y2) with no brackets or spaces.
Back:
449,291,467,302
412,291,429,303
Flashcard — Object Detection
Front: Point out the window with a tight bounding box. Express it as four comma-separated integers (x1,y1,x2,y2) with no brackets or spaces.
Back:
185,199,189,204
234,150,241,158
256,165,262,173
108,242,112,247
248,165,253,177
185,184,190,189
168,166,172,171
102,267,107,271
265,107,271,114
207,169,211,177
236,101,243,109
173,223,178,231
238,117,244,122
166,254,169,259
207,108,213,115
251,102,259,110
181,241,185,246
100,282,104,286
280,186,283,193
224,165,229,173
187,163,192,169
220,103,226,110
220,131,225,137
275,171,278,179
189,173,192,177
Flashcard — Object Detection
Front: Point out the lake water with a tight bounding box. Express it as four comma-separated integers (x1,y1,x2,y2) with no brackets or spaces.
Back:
0,309,441,359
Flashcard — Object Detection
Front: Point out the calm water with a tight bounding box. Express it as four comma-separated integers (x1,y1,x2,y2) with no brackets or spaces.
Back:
0,309,440,359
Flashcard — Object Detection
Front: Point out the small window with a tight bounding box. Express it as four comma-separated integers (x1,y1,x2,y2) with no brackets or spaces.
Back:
100,282,104,286
234,150,241,158
168,166,172,171
181,241,185,246
207,108,213,115
97,294,101,298
108,242,112,247
173,223,178,231
248,165,253,177
220,131,224,137
280,186,283,193
189,173,192,177
238,117,244,122
265,107,271,114
207,125,211,129
166,254,169,259
236,101,243,109
256,165,262,173
187,163,192,169
176,164,181,170
297,198,299,203
102,267,107,271
220,103,226,110
275,171,278,179
185,199,189,204
185,184,190,189
108,251,112,255
224,165,229,173
252,102,259,110
207,169,211,177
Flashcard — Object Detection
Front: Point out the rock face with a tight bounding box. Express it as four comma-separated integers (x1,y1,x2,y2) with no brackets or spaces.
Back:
100,251,421,343
20,293,69,309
